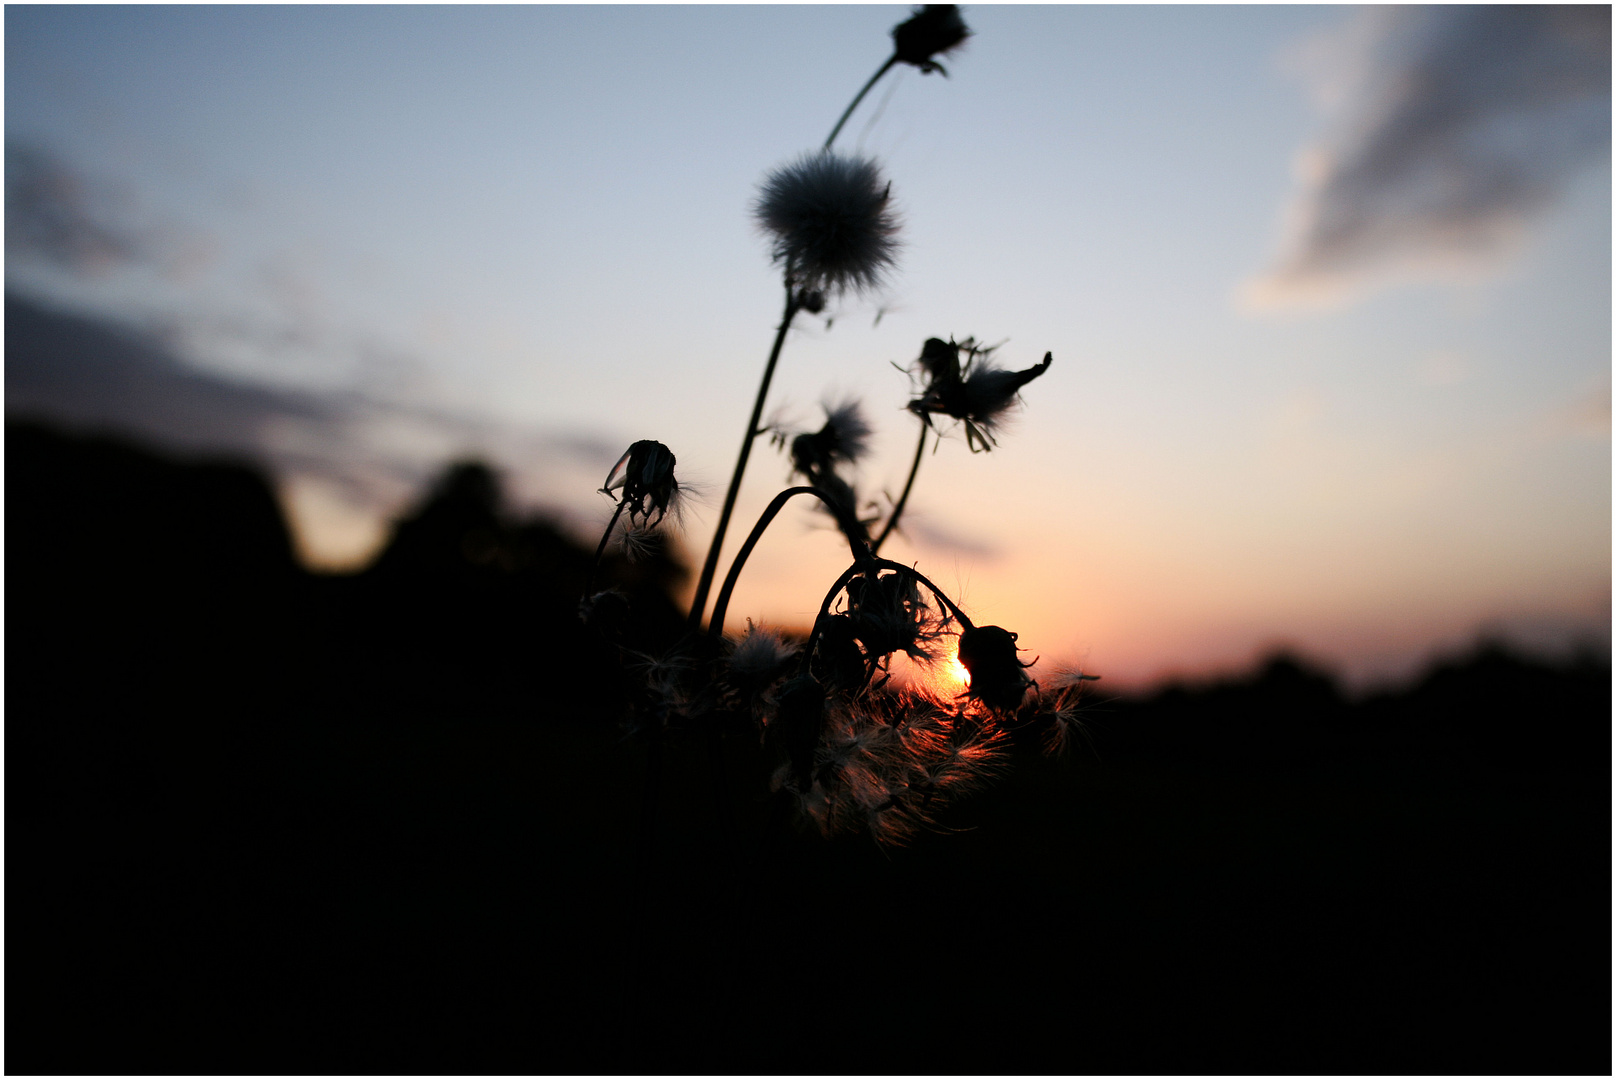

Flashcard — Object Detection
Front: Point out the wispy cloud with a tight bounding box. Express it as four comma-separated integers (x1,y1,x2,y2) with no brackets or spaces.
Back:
5,143,145,274
1244,6,1610,310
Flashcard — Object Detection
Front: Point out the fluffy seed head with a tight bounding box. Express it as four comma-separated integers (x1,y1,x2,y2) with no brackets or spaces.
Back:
756,152,900,296
788,398,873,479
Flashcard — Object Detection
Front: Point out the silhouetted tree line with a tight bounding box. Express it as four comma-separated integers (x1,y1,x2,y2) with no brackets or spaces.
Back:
7,420,1609,1075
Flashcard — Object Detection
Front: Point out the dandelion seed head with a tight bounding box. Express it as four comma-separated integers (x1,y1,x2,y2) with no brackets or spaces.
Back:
756,152,900,296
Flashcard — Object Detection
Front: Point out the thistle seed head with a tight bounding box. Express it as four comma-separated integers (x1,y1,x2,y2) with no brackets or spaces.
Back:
756,152,900,297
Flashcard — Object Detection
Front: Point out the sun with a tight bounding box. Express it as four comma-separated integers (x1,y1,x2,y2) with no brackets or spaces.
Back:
937,648,971,693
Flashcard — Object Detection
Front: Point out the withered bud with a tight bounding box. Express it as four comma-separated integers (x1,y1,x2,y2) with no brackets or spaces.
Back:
957,624,1035,713
601,440,681,528
892,5,971,75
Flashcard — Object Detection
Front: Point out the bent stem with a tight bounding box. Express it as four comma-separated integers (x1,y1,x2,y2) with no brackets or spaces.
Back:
689,286,802,630
872,417,931,554
825,54,899,151
708,486,872,644
797,556,976,677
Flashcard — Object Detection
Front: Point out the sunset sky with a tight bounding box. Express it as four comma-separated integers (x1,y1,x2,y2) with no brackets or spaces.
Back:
7,4,1610,689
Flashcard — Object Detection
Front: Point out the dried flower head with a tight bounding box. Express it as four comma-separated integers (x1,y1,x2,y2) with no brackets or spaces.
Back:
956,624,1036,713
909,338,1052,452
892,5,971,75
756,152,900,297
844,569,949,671
601,440,681,528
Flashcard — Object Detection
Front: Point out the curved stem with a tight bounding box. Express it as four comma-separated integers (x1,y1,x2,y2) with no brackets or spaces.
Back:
707,486,871,644
584,500,626,598
825,54,899,151
872,418,931,554
799,560,870,667
794,557,975,686
689,286,802,629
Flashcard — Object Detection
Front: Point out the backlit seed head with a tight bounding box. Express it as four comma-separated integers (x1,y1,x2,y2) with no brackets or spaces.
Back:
756,152,900,297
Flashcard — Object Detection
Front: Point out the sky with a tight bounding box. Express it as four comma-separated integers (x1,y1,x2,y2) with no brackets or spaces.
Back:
6,4,1611,690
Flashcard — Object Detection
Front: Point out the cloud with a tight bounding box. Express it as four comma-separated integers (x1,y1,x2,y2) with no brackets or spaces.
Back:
5,292,621,567
5,143,145,274
1244,6,1610,310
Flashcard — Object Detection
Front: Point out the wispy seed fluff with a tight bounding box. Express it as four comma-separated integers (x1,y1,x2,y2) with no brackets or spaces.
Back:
727,619,799,687
755,152,900,296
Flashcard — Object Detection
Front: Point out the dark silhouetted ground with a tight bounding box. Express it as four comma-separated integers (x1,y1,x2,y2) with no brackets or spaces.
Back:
7,420,1610,1074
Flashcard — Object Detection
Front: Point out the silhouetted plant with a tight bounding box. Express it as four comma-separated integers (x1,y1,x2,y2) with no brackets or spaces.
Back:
582,6,1093,848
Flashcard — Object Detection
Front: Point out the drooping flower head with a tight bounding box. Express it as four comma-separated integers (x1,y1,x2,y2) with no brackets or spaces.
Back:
891,5,972,76
844,568,949,671
601,439,681,528
956,624,1036,713
756,152,900,297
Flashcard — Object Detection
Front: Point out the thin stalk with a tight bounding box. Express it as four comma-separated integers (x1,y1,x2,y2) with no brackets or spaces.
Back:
688,287,801,630
825,54,899,151
707,486,870,644
583,500,626,597
872,418,931,554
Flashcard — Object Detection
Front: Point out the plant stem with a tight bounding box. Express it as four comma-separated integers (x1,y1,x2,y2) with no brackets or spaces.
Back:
583,500,626,597
688,287,802,630
799,560,871,663
825,54,899,151
872,417,931,554
707,485,871,644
